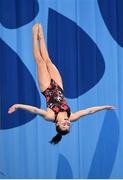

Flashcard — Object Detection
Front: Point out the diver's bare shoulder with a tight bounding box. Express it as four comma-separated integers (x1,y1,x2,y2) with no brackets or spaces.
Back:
44,108,55,121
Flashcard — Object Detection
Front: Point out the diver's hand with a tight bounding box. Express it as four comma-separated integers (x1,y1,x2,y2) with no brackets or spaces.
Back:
105,105,117,110
8,104,18,114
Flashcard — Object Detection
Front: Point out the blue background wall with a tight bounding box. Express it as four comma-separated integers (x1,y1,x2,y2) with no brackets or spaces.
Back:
0,0,122,178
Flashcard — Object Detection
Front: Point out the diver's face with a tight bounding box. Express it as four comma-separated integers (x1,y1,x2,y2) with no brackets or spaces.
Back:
57,118,70,131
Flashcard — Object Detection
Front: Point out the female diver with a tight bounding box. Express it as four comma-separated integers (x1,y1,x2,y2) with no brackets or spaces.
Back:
8,23,116,144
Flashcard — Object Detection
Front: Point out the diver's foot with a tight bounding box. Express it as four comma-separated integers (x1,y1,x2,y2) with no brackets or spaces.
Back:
32,23,39,37
38,23,44,40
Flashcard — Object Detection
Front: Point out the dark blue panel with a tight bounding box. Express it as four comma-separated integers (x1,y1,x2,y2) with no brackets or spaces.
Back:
0,170,9,179
0,39,41,129
0,0,39,28
88,110,119,178
47,9,105,98
56,154,73,179
98,0,123,47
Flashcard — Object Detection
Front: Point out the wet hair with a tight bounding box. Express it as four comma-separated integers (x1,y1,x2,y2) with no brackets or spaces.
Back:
49,125,69,145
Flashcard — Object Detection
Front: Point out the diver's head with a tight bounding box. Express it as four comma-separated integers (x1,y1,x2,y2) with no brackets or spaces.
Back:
49,112,70,144
56,111,71,131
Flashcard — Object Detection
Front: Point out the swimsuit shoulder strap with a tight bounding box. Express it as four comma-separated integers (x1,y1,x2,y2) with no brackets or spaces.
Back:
54,112,58,122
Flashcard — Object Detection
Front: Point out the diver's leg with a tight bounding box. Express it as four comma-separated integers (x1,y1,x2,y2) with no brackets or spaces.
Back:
46,60,64,90
38,24,50,62
32,24,51,92
38,23,63,90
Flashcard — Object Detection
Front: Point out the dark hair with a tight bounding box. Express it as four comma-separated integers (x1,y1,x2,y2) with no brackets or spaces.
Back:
49,125,69,145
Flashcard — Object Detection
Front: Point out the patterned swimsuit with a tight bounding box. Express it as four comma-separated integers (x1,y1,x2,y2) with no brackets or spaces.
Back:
42,79,71,120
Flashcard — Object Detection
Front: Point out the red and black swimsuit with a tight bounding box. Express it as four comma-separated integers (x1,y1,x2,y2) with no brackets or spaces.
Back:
42,79,71,120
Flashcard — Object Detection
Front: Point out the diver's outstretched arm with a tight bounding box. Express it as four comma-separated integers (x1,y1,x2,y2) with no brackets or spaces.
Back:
8,104,46,117
70,105,116,122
